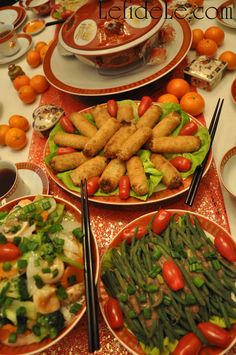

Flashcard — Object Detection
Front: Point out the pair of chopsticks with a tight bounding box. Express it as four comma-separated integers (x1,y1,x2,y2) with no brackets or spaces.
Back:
185,98,224,206
81,180,100,353
45,19,66,27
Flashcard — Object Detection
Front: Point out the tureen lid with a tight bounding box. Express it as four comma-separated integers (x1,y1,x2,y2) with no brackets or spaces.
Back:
59,0,165,55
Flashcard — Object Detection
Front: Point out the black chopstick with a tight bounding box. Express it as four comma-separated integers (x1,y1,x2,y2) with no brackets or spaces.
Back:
45,19,66,27
81,180,100,353
185,98,224,206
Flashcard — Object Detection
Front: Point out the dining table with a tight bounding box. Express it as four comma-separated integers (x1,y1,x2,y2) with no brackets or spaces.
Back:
0,0,236,354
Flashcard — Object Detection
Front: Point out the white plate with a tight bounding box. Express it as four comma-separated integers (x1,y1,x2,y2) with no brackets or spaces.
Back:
0,33,32,65
43,17,192,96
16,162,49,196
0,6,20,26
217,0,236,29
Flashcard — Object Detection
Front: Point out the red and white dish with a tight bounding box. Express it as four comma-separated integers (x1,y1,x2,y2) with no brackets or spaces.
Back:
43,106,212,206
43,17,192,96
0,194,99,355
16,162,49,196
0,33,32,65
231,78,236,104
216,0,236,29
0,6,24,27
220,146,236,199
98,209,236,355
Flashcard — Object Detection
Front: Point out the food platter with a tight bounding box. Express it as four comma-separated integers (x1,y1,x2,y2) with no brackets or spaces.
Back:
0,194,99,355
43,16,192,96
98,209,236,355
43,101,212,206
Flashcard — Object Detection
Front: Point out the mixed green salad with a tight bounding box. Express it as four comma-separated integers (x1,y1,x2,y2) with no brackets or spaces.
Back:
101,210,236,354
0,196,85,347
45,102,211,201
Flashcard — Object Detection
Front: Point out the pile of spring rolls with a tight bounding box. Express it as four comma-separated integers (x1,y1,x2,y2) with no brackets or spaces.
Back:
48,101,204,198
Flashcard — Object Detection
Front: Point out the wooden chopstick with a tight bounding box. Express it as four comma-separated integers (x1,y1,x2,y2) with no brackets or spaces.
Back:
45,19,66,27
185,98,224,206
81,179,100,353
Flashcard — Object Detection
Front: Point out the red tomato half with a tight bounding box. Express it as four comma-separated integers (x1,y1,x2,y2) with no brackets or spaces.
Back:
60,116,75,133
170,156,192,172
214,234,236,262
162,259,184,291
107,99,118,117
138,96,152,116
105,298,124,329
57,147,76,155
87,176,100,196
152,209,171,235
179,121,198,136
197,323,231,349
0,243,21,262
119,176,130,200
172,332,202,355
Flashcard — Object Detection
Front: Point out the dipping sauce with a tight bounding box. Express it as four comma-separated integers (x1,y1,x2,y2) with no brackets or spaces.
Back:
0,168,16,198
33,104,64,137
23,20,45,35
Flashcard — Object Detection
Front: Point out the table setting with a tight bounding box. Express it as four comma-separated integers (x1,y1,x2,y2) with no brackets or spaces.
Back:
0,0,236,354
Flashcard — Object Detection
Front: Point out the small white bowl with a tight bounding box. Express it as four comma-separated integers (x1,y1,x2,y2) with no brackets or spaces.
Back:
220,146,236,198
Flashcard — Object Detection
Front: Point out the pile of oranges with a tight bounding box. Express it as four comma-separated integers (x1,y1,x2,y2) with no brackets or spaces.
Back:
0,115,29,150
12,73,49,104
192,26,236,70
26,40,51,68
157,78,205,117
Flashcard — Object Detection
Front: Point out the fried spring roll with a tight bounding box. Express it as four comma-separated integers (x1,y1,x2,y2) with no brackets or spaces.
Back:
83,118,121,157
126,156,149,195
152,112,181,138
117,127,152,161
91,105,112,128
50,152,89,172
69,112,98,138
104,125,136,158
151,154,182,189
54,132,89,149
136,105,162,128
70,156,107,186
99,159,126,193
149,136,201,154
117,103,134,123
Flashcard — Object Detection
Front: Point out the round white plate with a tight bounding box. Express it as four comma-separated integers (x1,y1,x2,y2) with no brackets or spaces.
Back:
217,0,236,29
0,33,32,65
16,162,49,196
0,6,21,26
14,7,27,30
43,17,192,96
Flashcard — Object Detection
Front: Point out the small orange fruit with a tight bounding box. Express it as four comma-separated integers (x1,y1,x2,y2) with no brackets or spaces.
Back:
180,92,205,116
0,124,10,145
18,85,37,104
219,51,236,70
5,127,27,150
35,41,47,53
40,44,49,61
204,26,225,46
157,93,179,104
191,28,204,49
166,78,190,99
13,75,30,91
196,38,218,57
26,50,41,68
9,115,29,132
30,75,50,94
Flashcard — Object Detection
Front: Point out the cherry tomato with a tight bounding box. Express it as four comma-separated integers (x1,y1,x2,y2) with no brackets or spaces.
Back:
152,209,171,235
107,99,118,117
199,346,221,355
138,96,152,116
170,156,192,172
87,176,100,196
0,243,21,262
61,9,73,19
162,259,184,291
214,234,236,262
197,322,231,349
121,225,148,242
105,297,124,329
119,176,130,200
172,332,202,355
179,121,198,136
60,116,75,133
57,147,77,155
